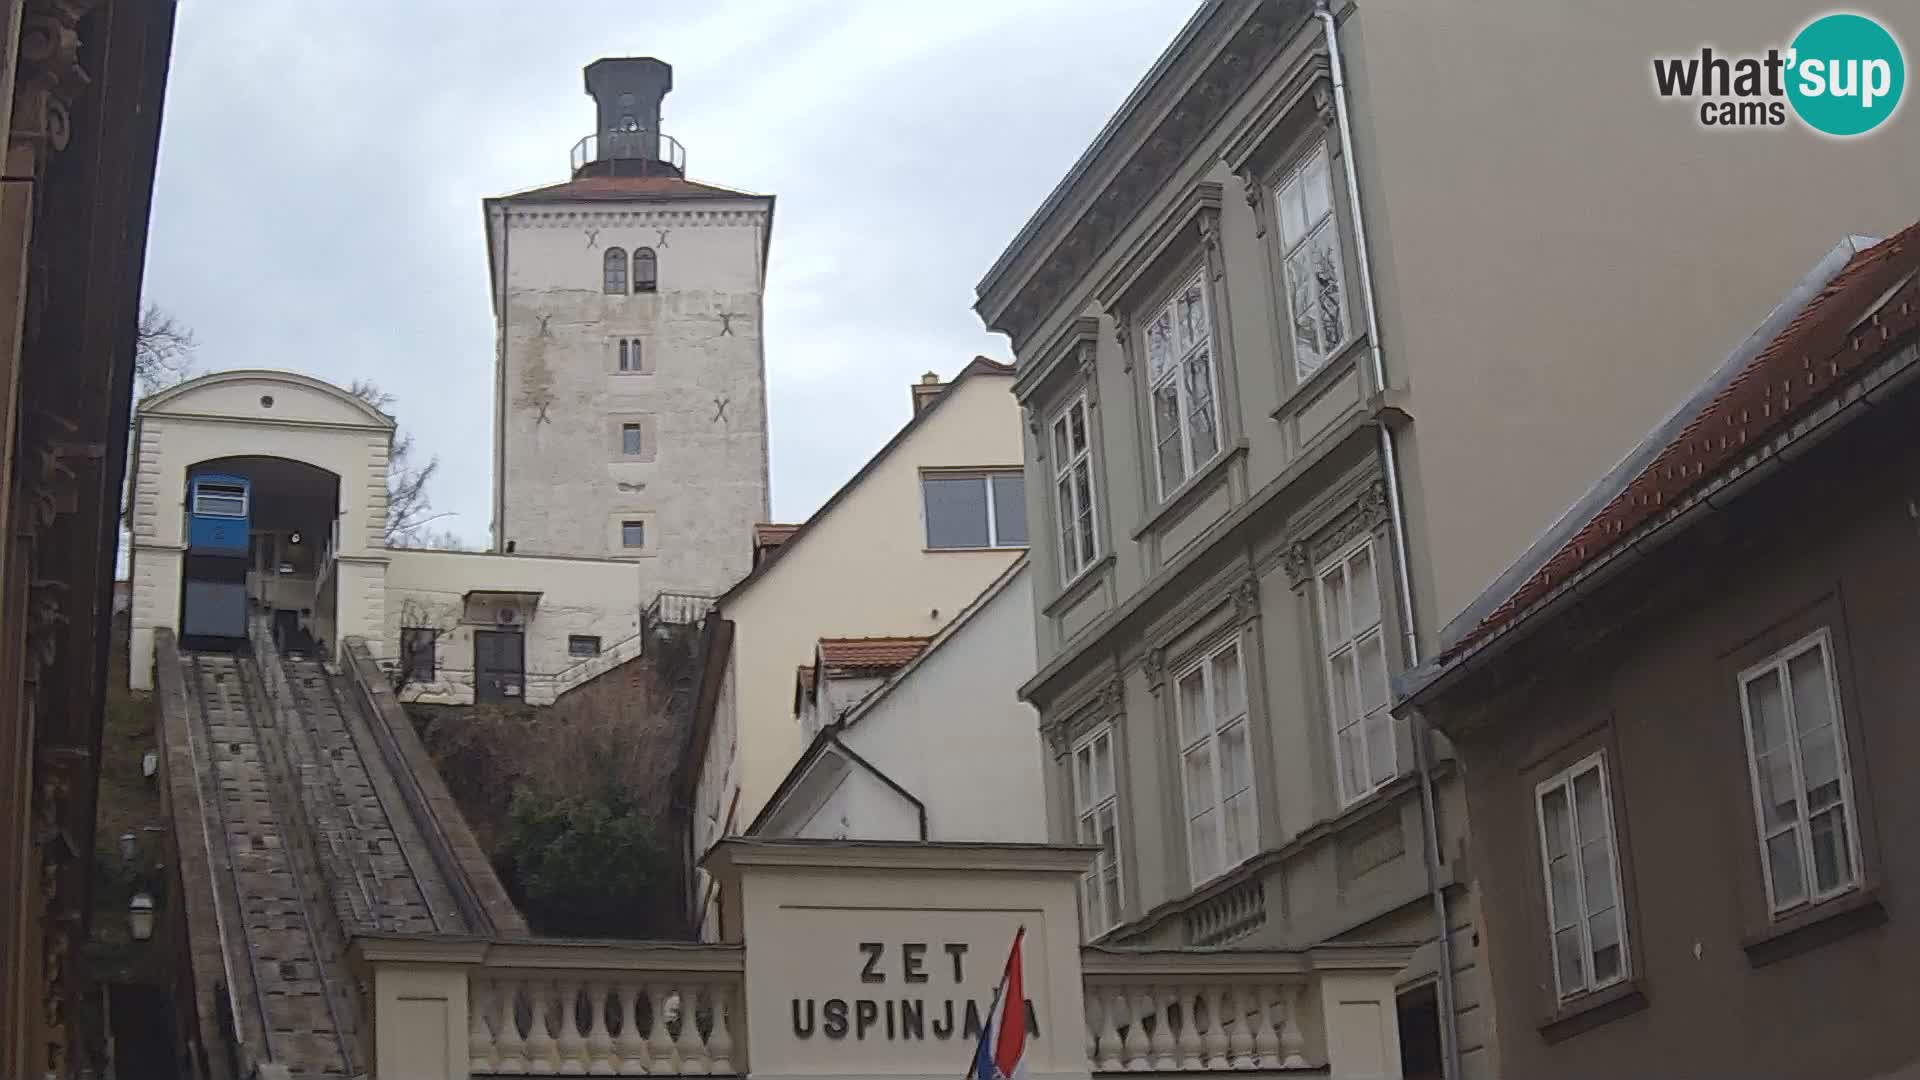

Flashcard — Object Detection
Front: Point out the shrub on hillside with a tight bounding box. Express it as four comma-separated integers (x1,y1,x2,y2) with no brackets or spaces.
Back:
497,785,680,938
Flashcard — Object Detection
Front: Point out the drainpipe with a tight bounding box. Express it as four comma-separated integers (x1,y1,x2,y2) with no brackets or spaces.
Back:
1313,4,1463,1079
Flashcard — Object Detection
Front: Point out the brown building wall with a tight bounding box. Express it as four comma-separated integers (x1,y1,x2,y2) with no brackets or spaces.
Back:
1451,403,1920,1079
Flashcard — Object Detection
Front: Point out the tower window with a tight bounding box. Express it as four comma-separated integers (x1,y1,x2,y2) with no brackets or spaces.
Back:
618,338,643,372
603,247,628,294
621,520,646,549
634,247,658,293
622,423,643,455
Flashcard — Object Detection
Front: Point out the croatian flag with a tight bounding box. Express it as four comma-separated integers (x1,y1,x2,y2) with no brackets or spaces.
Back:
969,926,1029,1080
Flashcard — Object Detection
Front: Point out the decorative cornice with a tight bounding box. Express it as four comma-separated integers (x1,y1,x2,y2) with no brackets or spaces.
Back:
981,0,1306,351
11,0,100,161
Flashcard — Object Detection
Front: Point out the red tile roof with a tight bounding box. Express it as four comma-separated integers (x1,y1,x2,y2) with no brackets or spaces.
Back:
1444,222,1920,661
816,636,933,672
498,174,764,203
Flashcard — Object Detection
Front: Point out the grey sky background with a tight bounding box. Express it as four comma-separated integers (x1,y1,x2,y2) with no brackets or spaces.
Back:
142,0,1200,547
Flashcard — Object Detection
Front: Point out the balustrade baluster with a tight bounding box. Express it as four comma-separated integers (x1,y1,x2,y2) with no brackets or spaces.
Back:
585,981,616,1074
707,983,737,1074
526,980,560,1073
1251,984,1281,1067
1094,991,1122,1072
471,977,499,1073
1278,985,1308,1067
1202,986,1230,1069
1176,985,1204,1069
614,982,648,1075
677,983,711,1074
1149,987,1178,1071
496,979,530,1073
1121,989,1151,1071
557,977,589,1073
648,982,678,1074
1226,986,1254,1068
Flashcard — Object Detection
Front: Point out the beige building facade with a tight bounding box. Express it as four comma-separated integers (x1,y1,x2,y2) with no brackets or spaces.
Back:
485,57,772,601
687,361,1027,932
975,2,1917,1078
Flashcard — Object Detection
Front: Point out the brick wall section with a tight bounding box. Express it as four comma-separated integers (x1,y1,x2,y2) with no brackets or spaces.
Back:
342,639,529,936
152,630,240,1079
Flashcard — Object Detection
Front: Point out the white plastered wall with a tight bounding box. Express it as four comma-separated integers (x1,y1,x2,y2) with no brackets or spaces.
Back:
382,548,643,706
127,370,394,689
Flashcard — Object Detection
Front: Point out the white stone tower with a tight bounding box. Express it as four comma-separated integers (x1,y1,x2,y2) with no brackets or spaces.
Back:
484,57,772,599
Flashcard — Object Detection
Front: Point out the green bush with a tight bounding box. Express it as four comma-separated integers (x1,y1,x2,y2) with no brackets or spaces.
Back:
497,785,680,938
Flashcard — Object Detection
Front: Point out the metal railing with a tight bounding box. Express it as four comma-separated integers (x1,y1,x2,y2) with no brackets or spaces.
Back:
570,128,687,174
645,590,714,635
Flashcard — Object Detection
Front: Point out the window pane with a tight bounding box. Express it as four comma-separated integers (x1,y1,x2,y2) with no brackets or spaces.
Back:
1809,806,1853,893
1540,786,1572,860
1321,568,1350,645
1069,401,1088,455
1348,545,1379,629
623,424,643,455
1073,746,1092,812
1301,146,1333,230
1579,838,1616,913
621,521,645,548
1225,789,1256,866
1357,632,1389,716
1277,174,1309,249
1553,927,1585,995
1286,247,1323,372
1766,829,1807,907
1176,278,1207,353
1184,349,1220,463
1572,769,1606,845
1101,865,1122,928
1058,477,1079,572
1092,735,1114,801
923,476,989,548
1787,645,1834,733
1328,651,1356,726
1753,748,1800,832
991,473,1027,546
1214,645,1246,723
1147,309,1176,382
1052,415,1071,467
1074,464,1096,563
1183,744,1216,817
1177,669,1209,746
1548,854,1579,930
1153,380,1185,493
1306,221,1347,351
1189,810,1220,882
1588,908,1623,984
1745,668,1789,754
1338,725,1365,804
1798,724,1843,812
1219,720,1251,797
604,247,627,293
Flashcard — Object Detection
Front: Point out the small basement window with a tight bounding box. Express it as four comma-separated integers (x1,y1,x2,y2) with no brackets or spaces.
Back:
569,635,602,658
621,520,646,549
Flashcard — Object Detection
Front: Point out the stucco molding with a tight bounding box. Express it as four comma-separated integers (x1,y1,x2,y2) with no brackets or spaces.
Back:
1232,575,1261,624
1281,539,1315,588
1140,645,1167,688
497,207,770,230
9,0,99,162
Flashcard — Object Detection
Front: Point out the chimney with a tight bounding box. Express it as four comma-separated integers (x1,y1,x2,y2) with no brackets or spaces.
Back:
578,57,681,178
911,371,946,415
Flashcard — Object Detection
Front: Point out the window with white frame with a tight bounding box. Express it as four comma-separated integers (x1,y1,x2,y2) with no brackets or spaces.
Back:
1174,639,1255,885
1051,394,1099,581
1071,726,1123,935
1144,270,1222,499
1738,629,1861,915
1535,753,1630,1001
922,471,1027,549
1319,537,1394,805
1274,142,1348,380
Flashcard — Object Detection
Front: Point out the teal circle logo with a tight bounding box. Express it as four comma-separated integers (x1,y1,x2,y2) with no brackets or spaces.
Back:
1787,13,1905,136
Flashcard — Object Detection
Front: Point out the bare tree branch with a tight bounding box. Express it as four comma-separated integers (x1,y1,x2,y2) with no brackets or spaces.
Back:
347,378,448,544
134,302,196,393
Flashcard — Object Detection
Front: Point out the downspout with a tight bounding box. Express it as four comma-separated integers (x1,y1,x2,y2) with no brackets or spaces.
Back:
1313,4,1463,1079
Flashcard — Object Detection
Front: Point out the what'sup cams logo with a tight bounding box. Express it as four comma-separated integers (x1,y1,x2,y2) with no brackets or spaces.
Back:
1653,12,1905,136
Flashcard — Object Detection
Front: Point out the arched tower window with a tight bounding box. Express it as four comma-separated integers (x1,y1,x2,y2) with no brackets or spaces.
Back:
634,247,658,293
603,247,628,294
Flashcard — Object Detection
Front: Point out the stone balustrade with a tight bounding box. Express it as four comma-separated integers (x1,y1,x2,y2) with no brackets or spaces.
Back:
1080,945,1414,1074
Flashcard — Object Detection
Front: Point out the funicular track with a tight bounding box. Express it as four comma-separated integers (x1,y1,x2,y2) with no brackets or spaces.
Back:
186,650,357,1077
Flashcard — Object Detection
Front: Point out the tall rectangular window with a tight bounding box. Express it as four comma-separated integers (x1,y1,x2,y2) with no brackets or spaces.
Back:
1738,629,1861,915
1175,639,1255,885
1051,394,1100,582
622,423,644,456
1535,753,1629,1001
1320,537,1393,805
618,338,643,372
1275,142,1347,380
1072,726,1124,935
922,471,1027,549
1144,270,1222,499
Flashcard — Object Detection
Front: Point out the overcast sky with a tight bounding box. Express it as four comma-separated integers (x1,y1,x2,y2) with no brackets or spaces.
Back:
143,0,1200,547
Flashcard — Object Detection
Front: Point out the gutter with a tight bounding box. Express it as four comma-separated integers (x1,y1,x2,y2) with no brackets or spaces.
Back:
1313,5,1462,1078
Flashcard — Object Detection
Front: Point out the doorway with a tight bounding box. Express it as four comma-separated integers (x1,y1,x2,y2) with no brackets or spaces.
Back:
473,629,525,703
